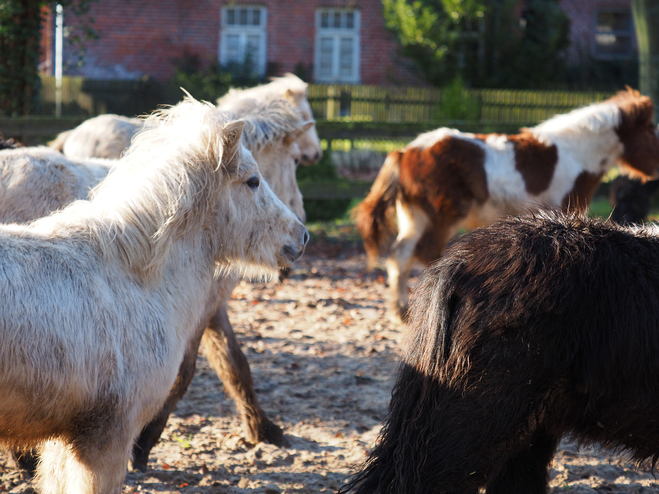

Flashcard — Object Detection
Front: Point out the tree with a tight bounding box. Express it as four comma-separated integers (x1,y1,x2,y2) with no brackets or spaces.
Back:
381,0,570,88
0,0,94,116
632,0,659,119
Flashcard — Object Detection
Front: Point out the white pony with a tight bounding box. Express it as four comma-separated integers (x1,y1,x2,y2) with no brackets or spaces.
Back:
0,147,113,223
217,73,323,165
49,113,142,159
0,96,313,473
0,96,307,494
50,74,322,166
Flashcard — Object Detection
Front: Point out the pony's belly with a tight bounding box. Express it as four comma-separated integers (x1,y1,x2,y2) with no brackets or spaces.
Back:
464,201,514,230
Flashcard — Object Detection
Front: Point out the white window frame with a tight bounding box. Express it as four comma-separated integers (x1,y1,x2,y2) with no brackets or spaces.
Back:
593,9,633,60
314,8,360,84
219,5,267,76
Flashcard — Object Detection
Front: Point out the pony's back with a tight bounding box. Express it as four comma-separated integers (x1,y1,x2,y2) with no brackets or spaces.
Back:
0,147,112,223
51,114,143,160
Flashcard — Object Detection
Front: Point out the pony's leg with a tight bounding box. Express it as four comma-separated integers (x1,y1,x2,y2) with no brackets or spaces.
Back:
8,449,38,476
386,200,430,322
486,427,559,494
37,430,133,494
129,329,205,472
201,306,284,445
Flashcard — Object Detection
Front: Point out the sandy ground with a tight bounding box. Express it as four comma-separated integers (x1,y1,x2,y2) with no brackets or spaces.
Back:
1,232,659,493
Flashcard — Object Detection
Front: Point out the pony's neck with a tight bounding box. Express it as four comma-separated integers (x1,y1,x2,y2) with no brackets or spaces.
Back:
531,102,624,174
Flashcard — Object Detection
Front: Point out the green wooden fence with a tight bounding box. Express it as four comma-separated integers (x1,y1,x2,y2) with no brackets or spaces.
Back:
306,84,613,125
36,76,613,127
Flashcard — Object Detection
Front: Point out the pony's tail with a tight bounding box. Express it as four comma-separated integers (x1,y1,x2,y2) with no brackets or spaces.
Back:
339,258,466,494
352,150,402,268
48,130,72,153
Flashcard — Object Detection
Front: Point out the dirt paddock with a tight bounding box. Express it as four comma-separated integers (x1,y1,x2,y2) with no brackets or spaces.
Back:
1,228,658,493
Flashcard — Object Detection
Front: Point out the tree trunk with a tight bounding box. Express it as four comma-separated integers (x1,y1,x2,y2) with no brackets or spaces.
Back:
632,0,659,121
0,0,43,116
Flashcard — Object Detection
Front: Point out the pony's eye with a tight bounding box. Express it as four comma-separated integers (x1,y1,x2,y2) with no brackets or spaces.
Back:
246,176,260,189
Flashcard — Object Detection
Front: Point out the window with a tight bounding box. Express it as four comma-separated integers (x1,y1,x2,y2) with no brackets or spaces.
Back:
314,9,360,83
220,6,267,76
594,10,633,58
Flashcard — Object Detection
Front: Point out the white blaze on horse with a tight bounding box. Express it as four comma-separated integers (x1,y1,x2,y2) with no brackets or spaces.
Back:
0,96,307,494
355,88,659,320
217,73,323,165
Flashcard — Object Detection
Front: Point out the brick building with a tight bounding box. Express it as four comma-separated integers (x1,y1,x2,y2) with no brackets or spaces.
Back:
41,0,637,86
42,0,422,86
561,0,637,64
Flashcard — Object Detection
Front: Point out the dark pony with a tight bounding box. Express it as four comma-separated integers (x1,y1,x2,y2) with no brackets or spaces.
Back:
341,212,659,494
609,175,659,225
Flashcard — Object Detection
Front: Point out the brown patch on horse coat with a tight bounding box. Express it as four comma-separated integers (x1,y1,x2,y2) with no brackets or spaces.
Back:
472,133,558,195
610,89,659,179
399,136,488,263
508,133,558,195
562,170,604,211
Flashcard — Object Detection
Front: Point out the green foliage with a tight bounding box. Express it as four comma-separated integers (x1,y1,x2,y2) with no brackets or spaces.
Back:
297,149,353,222
168,50,264,103
436,75,480,120
382,0,570,89
0,0,96,116
0,0,43,116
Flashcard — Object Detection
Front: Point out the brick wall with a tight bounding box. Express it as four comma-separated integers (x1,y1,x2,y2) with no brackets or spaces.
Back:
48,0,423,86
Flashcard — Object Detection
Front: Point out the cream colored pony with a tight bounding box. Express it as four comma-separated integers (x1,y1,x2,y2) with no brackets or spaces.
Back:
0,96,307,494
49,113,142,159
1,96,312,473
218,73,322,165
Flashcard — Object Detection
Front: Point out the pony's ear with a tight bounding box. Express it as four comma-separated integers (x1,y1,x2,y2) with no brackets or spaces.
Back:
301,120,315,133
284,88,299,105
292,120,315,140
221,120,245,164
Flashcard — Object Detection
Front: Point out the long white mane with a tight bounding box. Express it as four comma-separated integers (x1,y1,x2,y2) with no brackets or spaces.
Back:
217,73,308,107
231,98,305,152
531,100,621,137
35,97,234,279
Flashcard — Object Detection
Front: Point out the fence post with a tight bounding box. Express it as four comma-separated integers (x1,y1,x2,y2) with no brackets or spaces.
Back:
327,85,336,121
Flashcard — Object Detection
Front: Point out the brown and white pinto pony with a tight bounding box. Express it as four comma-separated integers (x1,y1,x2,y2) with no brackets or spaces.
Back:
355,89,659,321
340,211,659,494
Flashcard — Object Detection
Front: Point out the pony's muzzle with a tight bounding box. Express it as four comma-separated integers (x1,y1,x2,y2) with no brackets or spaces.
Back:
277,223,309,267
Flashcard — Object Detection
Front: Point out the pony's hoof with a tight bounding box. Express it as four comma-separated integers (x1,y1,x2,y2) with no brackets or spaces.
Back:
246,417,286,447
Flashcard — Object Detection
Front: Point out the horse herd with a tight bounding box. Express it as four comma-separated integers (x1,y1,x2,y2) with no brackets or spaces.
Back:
1,81,659,494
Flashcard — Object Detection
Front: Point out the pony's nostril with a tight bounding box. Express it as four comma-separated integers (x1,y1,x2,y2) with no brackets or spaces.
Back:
303,229,310,245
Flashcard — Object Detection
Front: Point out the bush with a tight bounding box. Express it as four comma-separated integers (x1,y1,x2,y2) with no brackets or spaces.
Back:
436,76,481,120
167,50,264,103
297,149,354,222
